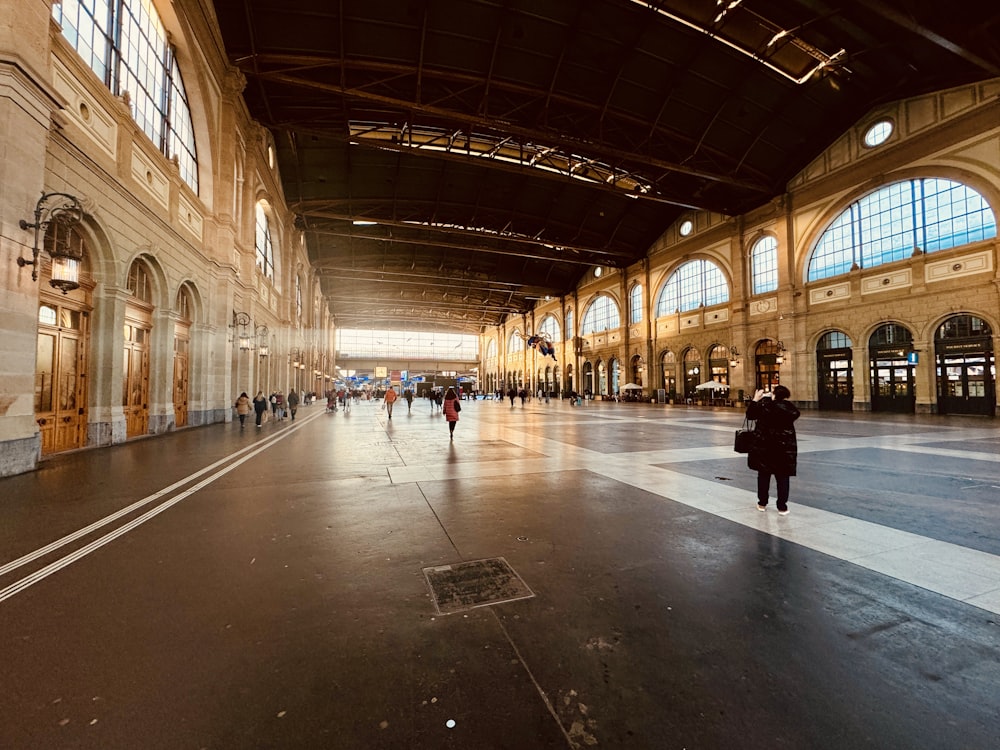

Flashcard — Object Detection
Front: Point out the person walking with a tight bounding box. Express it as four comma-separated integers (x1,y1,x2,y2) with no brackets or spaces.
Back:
747,385,800,515
403,389,414,413
442,387,460,440
384,386,398,419
287,388,299,420
507,387,516,408
235,392,251,429
253,390,268,427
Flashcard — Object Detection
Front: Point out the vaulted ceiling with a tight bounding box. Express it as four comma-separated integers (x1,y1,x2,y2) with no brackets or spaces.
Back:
212,0,1000,333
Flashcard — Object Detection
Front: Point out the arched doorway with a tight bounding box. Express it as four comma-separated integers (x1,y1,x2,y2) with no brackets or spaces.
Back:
660,351,676,399
817,331,853,411
35,223,91,455
682,348,701,399
935,315,995,416
630,355,644,387
610,358,620,395
173,285,193,428
565,364,573,395
754,340,782,391
125,259,154,437
583,361,593,395
869,323,915,413
708,345,730,387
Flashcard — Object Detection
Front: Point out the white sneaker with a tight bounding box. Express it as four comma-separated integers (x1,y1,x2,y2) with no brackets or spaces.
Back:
756,503,767,512
778,508,790,516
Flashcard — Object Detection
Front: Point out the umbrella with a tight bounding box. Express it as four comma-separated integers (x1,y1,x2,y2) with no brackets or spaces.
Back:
695,381,729,391
621,383,643,390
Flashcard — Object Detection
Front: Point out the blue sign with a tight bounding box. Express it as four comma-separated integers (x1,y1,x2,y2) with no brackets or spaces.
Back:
907,351,918,364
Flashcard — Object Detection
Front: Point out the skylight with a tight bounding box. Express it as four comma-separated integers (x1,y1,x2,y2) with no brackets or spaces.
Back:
629,0,845,85
349,122,653,196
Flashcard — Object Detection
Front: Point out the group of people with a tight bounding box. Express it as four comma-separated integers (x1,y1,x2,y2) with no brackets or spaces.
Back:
381,386,461,439
234,389,302,428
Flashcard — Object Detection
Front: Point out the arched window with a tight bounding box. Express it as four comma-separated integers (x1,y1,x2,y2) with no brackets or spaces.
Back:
819,331,852,349
485,339,497,359
565,310,574,341
808,178,997,281
581,296,621,334
751,236,778,294
255,202,274,280
295,276,303,320
629,284,643,324
177,285,193,321
508,332,524,353
53,0,199,193
655,260,729,316
127,259,153,303
538,315,561,341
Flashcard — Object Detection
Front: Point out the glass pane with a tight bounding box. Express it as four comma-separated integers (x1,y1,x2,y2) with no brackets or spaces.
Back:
60,337,79,410
123,348,131,406
36,334,56,412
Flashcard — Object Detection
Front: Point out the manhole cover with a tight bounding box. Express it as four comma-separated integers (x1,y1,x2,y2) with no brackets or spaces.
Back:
423,557,534,615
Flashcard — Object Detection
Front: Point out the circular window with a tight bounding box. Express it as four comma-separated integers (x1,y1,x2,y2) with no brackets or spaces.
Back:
863,119,893,148
679,219,693,236
594,267,603,278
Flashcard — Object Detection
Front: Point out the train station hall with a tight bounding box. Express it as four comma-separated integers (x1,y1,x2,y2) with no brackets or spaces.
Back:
2,2,999,748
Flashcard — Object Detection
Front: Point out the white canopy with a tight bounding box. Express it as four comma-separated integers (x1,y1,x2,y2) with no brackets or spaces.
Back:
621,383,643,390
694,381,729,391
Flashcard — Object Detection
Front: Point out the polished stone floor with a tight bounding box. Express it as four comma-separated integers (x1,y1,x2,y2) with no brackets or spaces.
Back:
1,397,999,749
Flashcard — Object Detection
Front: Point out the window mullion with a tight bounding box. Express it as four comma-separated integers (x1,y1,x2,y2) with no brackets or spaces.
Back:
110,0,125,94
161,46,175,154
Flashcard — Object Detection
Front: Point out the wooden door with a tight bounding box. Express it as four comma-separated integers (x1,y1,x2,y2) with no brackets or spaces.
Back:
124,322,150,437
173,336,189,427
35,305,88,454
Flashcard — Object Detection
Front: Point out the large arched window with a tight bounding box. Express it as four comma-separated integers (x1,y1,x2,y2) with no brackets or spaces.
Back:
751,236,778,294
629,284,643,324
255,202,274,280
485,339,497,359
538,315,561,342
581,296,621,334
53,0,199,193
656,260,729,316
565,310,574,341
808,178,997,281
508,332,524,353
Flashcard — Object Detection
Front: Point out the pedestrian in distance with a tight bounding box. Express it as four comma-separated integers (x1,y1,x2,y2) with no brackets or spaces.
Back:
384,386,398,419
403,389,414,413
442,387,461,440
235,391,251,429
253,390,268,427
746,385,800,515
287,388,299,420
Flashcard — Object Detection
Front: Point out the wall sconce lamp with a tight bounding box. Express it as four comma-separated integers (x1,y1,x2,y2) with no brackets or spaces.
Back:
17,192,85,293
255,325,269,356
728,346,741,368
232,311,251,350
775,341,787,364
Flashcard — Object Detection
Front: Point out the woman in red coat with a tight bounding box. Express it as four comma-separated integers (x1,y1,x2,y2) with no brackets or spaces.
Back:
442,387,461,440
746,385,800,515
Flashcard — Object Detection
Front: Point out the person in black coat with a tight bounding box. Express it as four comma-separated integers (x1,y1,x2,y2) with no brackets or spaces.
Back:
747,385,800,515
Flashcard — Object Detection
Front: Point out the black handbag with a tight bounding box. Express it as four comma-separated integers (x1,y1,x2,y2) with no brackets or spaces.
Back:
454,400,461,412
734,417,756,453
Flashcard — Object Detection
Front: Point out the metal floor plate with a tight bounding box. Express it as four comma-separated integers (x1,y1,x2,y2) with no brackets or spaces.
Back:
423,557,535,615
